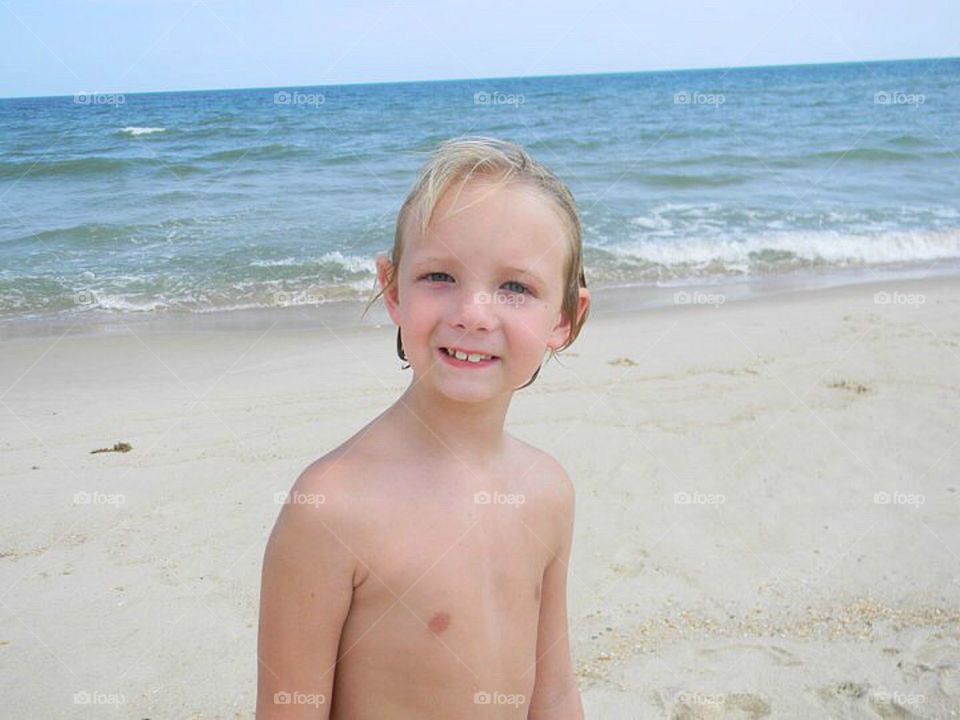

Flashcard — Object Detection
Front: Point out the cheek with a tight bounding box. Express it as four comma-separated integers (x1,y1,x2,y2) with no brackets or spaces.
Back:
399,290,447,346
506,302,558,344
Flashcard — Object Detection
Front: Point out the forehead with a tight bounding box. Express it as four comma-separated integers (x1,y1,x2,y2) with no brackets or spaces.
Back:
407,178,570,271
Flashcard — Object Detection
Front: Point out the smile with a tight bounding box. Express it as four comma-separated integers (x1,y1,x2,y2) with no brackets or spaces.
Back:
439,347,499,366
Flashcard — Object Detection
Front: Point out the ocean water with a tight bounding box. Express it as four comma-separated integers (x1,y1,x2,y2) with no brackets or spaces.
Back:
1,57,958,322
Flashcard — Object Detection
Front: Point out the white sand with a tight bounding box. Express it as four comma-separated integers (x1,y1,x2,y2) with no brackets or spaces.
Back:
1,274,958,718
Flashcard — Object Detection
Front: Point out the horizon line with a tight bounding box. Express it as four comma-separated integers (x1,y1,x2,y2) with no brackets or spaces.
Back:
2,53,956,101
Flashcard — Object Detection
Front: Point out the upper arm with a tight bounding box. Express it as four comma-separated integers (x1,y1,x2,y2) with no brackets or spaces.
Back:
256,463,359,719
528,459,583,718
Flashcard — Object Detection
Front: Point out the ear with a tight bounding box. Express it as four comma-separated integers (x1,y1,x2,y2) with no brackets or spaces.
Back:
375,254,402,326
546,287,590,351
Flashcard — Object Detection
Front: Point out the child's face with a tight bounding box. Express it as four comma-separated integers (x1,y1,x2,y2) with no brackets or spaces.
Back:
378,177,587,401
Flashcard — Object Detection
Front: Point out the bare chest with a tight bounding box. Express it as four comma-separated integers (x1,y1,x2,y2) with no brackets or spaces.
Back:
332,468,556,708
357,483,550,634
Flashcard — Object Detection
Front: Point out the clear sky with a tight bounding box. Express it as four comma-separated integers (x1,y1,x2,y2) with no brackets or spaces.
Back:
1,0,957,98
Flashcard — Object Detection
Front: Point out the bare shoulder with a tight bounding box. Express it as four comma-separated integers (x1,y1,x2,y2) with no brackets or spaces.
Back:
292,427,388,504
508,434,575,501
257,446,377,716
293,445,362,500
274,445,380,586
507,435,575,551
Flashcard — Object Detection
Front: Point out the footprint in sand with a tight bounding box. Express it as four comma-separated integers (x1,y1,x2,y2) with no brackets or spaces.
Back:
698,642,803,667
867,693,925,719
826,378,872,395
667,691,771,719
815,682,923,720
896,643,960,699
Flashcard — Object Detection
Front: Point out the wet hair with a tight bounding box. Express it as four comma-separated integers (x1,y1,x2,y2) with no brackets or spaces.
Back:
363,136,589,389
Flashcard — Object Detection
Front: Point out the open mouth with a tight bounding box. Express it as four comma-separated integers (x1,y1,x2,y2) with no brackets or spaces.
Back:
438,347,500,365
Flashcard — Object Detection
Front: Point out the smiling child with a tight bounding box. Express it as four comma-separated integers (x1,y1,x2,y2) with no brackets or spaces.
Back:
257,136,591,719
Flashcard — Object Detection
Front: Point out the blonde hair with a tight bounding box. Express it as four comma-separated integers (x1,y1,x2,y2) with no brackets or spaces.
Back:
363,136,589,386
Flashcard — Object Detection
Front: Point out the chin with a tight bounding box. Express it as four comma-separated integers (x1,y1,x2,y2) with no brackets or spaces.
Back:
437,380,507,403
430,374,513,403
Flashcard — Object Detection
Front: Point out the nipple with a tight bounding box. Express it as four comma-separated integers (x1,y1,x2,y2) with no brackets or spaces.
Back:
427,611,451,634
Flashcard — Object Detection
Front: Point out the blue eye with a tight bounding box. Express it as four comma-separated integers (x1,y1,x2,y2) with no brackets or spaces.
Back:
419,272,532,296
503,280,531,295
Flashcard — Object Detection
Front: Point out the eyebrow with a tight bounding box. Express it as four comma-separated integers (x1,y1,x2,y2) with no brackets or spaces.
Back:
412,256,547,287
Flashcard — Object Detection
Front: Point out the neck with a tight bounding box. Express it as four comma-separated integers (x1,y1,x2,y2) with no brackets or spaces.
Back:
385,376,512,473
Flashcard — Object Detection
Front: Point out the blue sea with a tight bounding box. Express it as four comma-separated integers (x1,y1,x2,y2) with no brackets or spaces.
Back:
1,57,958,324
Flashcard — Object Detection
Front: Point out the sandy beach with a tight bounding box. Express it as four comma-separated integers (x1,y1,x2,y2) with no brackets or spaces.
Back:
1,272,958,718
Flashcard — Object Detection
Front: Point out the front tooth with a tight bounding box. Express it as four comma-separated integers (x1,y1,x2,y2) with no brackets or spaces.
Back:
467,353,486,362
454,350,468,360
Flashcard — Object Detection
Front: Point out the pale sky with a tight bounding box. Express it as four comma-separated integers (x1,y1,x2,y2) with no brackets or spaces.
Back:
1,0,957,98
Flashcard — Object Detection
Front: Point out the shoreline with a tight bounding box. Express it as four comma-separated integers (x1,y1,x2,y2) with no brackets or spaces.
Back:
2,260,958,343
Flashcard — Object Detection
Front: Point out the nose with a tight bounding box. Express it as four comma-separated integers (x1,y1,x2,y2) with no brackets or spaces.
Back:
451,287,497,333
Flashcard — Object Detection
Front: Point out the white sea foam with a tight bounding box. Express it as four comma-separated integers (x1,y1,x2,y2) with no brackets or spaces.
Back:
85,291,167,313
249,257,300,267
248,252,377,273
119,127,167,136
318,250,377,274
616,228,960,271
